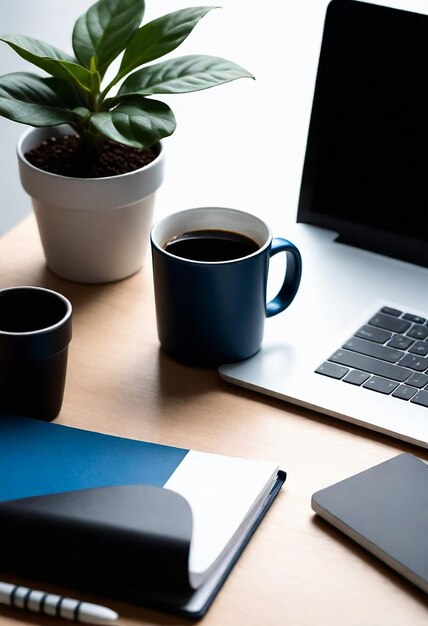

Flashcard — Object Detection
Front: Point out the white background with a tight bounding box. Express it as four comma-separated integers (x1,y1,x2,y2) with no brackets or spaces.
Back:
1,0,427,236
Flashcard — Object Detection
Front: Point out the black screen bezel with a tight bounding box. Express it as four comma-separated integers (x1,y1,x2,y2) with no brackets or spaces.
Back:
297,0,428,268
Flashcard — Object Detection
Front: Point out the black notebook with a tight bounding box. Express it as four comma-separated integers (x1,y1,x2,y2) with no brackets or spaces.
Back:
0,416,285,617
312,453,428,594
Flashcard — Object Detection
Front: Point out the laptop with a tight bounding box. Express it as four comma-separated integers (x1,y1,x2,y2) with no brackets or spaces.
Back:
219,0,428,449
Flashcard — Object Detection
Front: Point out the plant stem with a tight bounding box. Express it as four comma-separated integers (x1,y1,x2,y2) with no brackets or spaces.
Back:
75,77,104,161
77,118,104,162
99,79,116,104
99,70,126,103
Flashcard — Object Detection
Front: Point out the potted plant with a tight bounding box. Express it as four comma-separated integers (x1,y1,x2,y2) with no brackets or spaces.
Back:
0,0,253,283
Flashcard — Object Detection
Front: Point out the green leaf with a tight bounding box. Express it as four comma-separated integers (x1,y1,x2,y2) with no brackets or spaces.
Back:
0,35,93,92
72,0,145,77
45,77,86,108
73,106,92,121
0,34,75,63
118,54,254,97
0,72,67,106
118,6,218,81
90,96,176,148
0,72,73,126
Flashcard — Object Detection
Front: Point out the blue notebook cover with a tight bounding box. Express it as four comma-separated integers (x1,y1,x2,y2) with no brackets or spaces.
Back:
0,415,188,502
0,416,284,617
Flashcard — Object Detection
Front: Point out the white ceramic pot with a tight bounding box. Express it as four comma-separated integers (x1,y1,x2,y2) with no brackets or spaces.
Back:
17,126,164,283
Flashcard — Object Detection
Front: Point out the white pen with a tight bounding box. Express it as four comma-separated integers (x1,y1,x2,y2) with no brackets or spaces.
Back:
0,581,119,625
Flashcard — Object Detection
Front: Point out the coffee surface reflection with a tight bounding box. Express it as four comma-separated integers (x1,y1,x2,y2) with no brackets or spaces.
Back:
164,229,259,262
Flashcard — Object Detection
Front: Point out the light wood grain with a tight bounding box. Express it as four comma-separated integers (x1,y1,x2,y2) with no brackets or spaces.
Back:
0,216,427,626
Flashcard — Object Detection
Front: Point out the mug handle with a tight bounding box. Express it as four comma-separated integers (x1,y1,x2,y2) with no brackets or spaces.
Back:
266,238,302,318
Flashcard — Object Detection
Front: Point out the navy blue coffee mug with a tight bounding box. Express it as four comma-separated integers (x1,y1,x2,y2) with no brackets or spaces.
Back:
151,207,302,366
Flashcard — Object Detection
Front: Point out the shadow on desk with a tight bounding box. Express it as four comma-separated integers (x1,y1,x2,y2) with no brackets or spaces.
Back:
156,342,428,460
157,349,220,399
0,600,192,626
14,264,120,308
106,603,193,626
0,574,193,626
217,376,428,459
311,516,428,609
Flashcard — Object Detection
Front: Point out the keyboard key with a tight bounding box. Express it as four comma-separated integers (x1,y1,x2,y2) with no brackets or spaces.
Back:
368,313,411,334
329,350,412,382
342,337,403,363
403,313,426,324
392,385,418,400
406,373,428,388
320,307,428,407
355,325,392,343
408,341,428,356
410,390,428,408
407,324,428,340
381,307,402,317
315,362,349,379
362,376,398,394
387,334,414,350
343,370,371,386
398,354,428,372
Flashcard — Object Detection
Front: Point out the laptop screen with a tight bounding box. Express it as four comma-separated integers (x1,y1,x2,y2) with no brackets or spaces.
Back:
297,0,428,267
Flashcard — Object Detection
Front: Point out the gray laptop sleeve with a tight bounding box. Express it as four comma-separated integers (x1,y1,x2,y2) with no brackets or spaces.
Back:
311,453,428,594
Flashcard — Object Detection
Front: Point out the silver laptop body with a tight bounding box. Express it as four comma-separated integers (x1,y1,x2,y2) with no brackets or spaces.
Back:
220,0,428,449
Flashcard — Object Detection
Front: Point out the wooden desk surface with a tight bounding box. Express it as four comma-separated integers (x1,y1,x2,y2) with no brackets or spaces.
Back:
0,216,427,626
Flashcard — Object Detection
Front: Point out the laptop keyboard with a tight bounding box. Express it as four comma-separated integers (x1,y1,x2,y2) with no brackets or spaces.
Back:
315,306,428,408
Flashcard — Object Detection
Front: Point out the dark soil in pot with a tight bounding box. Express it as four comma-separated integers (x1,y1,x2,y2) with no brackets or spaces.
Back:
24,135,158,178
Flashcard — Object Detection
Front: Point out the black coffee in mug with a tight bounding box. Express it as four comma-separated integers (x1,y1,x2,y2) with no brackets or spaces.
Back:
164,229,259,262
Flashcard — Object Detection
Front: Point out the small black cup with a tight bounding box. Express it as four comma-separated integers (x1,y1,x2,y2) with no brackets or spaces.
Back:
0,286,72,421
